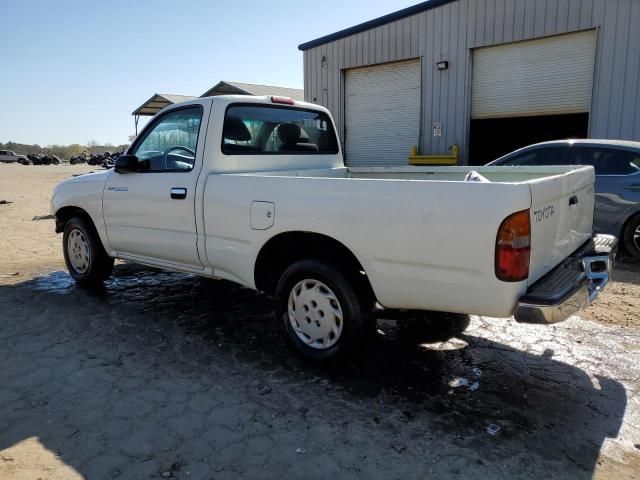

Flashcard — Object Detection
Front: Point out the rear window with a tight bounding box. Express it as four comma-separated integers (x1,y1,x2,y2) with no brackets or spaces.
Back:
222,105,339,155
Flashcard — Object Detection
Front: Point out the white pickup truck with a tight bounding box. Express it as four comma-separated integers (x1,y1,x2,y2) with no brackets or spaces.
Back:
52,95,616,362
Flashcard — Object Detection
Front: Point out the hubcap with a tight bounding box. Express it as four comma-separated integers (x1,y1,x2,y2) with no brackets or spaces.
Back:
287,279,344,350
67,229,91,274
634,225,640,250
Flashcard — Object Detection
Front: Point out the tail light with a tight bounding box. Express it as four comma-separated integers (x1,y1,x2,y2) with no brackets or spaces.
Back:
495,210,531,282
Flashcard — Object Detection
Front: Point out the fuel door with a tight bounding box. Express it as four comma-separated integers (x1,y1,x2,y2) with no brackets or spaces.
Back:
250,201,275,230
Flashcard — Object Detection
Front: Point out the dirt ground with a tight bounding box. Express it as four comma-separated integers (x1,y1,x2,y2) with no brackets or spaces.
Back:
0,163,639,479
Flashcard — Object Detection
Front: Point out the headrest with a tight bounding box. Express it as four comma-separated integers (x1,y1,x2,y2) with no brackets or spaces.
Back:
278,123,302,145
223,116,252,142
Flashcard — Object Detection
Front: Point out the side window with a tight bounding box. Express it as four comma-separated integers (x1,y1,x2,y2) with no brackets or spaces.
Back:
132,107,203,172
0,151,6,156
502,147,570,166
222,105,339,155
573,148,640,175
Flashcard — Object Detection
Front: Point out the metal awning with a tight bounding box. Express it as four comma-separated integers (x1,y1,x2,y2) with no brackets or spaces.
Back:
131,93,197,117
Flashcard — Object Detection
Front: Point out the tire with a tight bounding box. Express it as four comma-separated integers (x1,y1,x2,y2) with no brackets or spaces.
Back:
275,259,371,363
623,214,640,259
18,158,28,165
62,216,114,284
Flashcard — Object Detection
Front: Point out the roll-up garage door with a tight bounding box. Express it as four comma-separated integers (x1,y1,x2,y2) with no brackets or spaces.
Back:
472,30,597,119
345,59,421,166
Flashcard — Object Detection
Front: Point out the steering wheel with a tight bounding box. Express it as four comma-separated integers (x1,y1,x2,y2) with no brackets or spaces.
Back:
163,146,195,170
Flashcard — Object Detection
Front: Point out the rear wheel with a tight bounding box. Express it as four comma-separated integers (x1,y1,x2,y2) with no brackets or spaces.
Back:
275,260,371,363
63,216,114,284
623,214,640,259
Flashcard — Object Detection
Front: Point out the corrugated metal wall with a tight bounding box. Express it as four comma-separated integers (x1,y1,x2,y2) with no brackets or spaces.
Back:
302,0,640,164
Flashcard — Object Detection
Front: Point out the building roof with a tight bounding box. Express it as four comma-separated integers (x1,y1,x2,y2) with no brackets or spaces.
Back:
200,81,304,101
132,93,197,116
133,82,304,117
298,0,456,51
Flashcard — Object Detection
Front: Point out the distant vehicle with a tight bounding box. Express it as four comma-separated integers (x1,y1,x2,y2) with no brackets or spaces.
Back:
0,150,29,165
488,140,640,258
26,153,61,165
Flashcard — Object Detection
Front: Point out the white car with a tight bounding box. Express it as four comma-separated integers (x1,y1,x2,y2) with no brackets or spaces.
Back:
0,150,28,164
51,95,615,362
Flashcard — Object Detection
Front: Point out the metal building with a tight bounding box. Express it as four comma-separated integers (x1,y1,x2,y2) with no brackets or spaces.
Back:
299,0,640,166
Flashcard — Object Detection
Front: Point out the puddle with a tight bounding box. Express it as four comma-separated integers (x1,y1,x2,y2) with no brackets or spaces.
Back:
31,271,77,294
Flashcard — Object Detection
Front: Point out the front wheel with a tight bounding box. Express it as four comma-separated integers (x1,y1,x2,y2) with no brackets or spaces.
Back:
63,216,114,284
623,214,640,259
275,260,371,363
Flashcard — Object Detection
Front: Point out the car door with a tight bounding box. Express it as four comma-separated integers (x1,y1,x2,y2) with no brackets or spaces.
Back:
103,105,206,269
571,147,640,234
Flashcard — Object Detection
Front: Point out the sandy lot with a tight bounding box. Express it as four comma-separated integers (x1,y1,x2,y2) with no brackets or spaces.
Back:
1,164,639,479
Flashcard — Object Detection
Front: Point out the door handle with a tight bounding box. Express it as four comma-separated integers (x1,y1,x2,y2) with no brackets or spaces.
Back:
625,183,640,192
170,187,187,200
569,195,578,206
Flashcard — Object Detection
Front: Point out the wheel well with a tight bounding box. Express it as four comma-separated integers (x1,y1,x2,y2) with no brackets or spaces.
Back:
254,232,376,302
54,206,92,233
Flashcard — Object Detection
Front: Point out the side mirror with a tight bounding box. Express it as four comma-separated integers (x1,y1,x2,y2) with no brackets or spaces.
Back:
114,154,139,173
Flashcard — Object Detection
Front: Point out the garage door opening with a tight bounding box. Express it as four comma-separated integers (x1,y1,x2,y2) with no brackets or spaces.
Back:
469,113,589,165
470,30,596,166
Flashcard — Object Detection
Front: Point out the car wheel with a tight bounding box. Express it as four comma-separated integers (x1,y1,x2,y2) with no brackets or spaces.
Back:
275,259,371,363
18,158,28,165
63,216,114,284
623,214,640,259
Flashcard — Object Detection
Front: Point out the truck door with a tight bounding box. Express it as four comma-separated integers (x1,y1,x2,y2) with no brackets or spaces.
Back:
103,105,205,269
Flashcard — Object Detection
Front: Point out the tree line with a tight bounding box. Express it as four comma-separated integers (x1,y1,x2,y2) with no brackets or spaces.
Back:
0,141,129,160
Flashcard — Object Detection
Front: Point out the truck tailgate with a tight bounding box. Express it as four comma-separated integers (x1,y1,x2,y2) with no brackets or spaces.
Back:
528,166,595,285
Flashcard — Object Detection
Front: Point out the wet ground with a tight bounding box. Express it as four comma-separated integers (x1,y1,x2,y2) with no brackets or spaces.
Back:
1,263,639,479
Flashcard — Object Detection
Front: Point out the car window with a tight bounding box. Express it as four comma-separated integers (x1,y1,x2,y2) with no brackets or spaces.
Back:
0,151,6,155
498,147,570,166
222,105,339,155
572,147,640,175
132,107,203,172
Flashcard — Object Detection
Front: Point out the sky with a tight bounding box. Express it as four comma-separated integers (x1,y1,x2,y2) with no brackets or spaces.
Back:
0,0,419,146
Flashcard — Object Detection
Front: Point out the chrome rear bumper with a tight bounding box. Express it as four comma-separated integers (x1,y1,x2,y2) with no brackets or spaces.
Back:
514,234,616,325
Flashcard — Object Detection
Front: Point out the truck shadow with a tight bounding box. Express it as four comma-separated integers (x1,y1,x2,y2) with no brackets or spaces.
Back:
0,265,628,478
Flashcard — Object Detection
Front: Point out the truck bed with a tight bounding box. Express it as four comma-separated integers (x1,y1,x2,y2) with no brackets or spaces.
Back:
204,165,594,318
